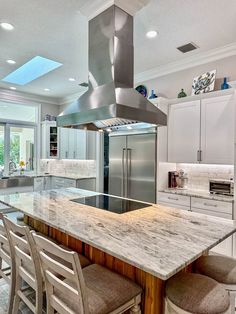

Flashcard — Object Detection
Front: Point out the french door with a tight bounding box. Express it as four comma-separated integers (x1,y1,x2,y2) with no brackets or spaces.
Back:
0,123,36,175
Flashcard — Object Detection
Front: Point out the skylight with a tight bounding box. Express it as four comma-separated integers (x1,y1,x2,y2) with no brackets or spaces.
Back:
2,56,62,85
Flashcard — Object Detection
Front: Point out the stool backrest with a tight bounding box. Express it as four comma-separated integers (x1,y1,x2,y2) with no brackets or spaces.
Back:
0,213,11,265
32,232,89,314
3,216,42,290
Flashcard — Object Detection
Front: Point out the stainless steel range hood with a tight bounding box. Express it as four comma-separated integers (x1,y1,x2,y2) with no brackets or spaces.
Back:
57,5,167,131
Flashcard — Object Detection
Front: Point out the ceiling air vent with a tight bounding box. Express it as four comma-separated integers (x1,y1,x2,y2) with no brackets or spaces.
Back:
177,42,198,53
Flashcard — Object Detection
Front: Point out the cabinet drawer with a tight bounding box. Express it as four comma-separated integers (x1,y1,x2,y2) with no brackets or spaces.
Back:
158,192,190,207
192,207,232,220
158,201,190,211
191,197,232,215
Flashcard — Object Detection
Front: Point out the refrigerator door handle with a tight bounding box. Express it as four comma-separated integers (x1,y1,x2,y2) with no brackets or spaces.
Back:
127,148,131,197
122,148,126,197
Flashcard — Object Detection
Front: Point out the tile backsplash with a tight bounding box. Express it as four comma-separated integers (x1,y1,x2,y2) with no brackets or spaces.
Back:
176,164,234,191
39,159,96,178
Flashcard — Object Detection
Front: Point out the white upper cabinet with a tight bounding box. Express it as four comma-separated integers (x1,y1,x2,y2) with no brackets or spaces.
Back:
168,92,235,164
201,95,234,164
59,128,95,160
168,100,201,163
41,121,59,159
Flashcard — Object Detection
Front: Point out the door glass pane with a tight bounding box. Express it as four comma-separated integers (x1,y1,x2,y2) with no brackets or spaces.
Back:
0,126,4,172
10,127,35,172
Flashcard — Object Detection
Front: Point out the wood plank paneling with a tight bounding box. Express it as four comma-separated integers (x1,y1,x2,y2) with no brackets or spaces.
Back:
25,215,166,314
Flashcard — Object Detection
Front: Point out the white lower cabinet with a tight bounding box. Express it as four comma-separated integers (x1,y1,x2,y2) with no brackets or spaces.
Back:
76,178,96,192
34,177,51,191
157,192,191,210
158,192,234,257
191,197,233,257
51,177,76,189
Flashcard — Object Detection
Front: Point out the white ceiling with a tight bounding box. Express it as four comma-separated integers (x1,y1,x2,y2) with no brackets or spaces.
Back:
0,0,236,102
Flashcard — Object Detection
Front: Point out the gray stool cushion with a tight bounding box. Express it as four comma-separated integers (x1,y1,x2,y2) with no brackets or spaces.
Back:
166,273,230,314
196,255,236,285
56,264,142,314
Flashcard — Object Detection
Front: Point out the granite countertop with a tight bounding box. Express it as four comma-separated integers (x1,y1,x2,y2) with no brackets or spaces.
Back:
0,188,235,280
21,173,96,180
160,188,234,203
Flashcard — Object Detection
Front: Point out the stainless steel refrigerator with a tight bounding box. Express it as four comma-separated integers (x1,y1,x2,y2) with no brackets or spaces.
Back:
108,132,156,203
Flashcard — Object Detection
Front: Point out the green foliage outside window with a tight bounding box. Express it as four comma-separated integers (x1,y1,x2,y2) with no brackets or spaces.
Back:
10,135,20,165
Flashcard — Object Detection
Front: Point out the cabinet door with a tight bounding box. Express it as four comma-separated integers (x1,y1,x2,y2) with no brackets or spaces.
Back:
76,178,96,191
59,128,69,159
75,130,87,159
201,95,234,164
168,100,201,163
68,129,77,159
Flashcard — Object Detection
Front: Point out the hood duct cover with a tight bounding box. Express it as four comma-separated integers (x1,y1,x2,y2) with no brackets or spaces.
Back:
57,5,167,130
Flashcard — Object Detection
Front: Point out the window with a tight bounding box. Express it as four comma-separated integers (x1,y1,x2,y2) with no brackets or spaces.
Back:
10,127,35,170
0,101,38,123
0,126,4,171
0,100,39,175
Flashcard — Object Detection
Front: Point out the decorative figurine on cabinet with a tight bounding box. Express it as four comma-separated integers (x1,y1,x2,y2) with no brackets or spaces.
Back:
178,88,187,98
221,77,229,90
149,89,158,99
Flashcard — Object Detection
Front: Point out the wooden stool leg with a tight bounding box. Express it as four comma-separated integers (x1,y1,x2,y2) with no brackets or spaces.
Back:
130,305,141,314
229,291,236,314
12,271,21,314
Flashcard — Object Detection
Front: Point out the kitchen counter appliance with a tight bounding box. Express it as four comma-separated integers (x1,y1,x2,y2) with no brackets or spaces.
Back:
71,195,149,214
209,179,234,196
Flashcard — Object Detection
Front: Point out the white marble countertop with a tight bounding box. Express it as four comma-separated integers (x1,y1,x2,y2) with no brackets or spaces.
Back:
0,188,235,280
160,188,234,203
14,172,96,180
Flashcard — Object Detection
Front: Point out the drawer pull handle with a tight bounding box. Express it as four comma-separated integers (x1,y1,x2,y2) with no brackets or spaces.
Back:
168,197,179,201
203,203,217,207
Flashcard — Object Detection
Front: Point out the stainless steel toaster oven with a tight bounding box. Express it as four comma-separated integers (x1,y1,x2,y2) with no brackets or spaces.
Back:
209,179,234,196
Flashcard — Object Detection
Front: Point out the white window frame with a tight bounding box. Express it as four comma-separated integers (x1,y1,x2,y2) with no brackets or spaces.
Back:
0,99,41,176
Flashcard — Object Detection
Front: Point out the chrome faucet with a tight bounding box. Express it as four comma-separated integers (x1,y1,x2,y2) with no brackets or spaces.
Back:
9,161,17,175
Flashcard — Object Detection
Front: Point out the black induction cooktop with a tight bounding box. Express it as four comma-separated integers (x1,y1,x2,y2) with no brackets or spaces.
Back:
71,195,150,214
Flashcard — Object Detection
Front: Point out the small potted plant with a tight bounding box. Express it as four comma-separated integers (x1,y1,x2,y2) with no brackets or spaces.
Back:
19,160,25,175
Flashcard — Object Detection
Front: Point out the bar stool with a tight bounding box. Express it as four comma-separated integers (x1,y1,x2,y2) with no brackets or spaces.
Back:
0,213,15,314
32,232,143,314
196,255,236,314
166,272,230,314
3,216,92,314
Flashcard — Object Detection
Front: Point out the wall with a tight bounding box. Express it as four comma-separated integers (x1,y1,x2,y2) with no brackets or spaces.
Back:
141,55,236,99
176,164,234,191
39,159,96,178
41,103,59,121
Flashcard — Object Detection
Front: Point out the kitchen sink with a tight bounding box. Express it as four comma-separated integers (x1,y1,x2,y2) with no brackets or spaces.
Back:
0,176,34,189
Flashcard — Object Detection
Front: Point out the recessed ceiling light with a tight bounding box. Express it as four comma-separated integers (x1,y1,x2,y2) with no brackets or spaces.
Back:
68,78,76,82
127,125,132,130
0,22,14,31
10,86,16,90
146,30,158,38
6,59,16,65
106,128,112,132
44,88,50,91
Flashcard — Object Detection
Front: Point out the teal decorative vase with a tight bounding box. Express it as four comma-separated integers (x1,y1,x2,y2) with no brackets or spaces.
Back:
221,77,229,90
149,89,158,99
178,89,187,98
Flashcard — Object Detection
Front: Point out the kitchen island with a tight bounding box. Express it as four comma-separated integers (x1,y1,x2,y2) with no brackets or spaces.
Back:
0,188,236,314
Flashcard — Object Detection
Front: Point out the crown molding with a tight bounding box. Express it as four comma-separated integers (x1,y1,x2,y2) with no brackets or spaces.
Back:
135,42,236,84
0,88,60,105
79,0,150,19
